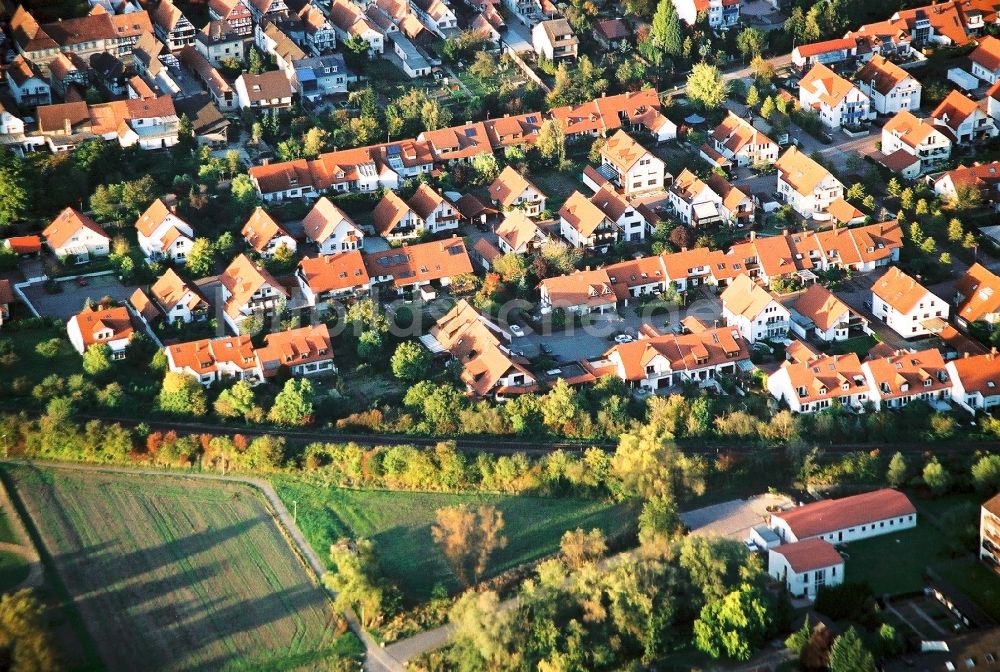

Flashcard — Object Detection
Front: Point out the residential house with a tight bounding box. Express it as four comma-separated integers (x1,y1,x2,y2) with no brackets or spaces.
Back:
135,198,194,263
484,113,542,151
791,283,859,342
605,254,669,301
175,93,230,147
328,0,384,55
241,207,297,259
872,266,949,337
152,0,196,51
302,197,364,255
489,166,546,217
235,71,294,109
589,185,649,243
970,34,1000,83
954,263,1000,330
861,348,952,409
296,251,371,306
165,335,263,385
855,55,922,115
604,317,750,391
671,0,740,28
208,0,253,36
931,90,998,144
767,353,871,413
538,268,617,315
770,488,917,543
6,55,51,107
292,55,348,103
132,31,182,98
705,174,755,227
298,3,337,54
411,0,458,38
880,110,952,177
247,0,289,23
553,91,672,141
67,305,133,357
145,267,209,324
981,493,1000,574
599,130,666,195
798,63,872,129
471,5,505,44
0,97,27,146
89,52,127,96
178,46,237,112
428,300,536,398
48,53,89,99
388,32,433,79
668,169,723,227
989,79,1000,123
364,237,474,299
216,254,289,332
532,19,578,60
791,37,858,69
43,207,110,262
372,184,459,240
256,20,306,74
196,20,250,67
827,198,866,227
775,146,846,219
593,18,629,49
768,539,844,599
947,350,1000,413
932,161,1000,207
720,273,790,343
701,112,779,169
660,246,738,291
256,324,336,378
503,0,543,24
418,121,492,165
496,210,547,254
559,191,615,249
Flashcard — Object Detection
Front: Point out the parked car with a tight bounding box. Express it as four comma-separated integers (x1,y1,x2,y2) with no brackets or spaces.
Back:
819,131,834,144
540,343,553,355
614,334,633,344
509,324,525,337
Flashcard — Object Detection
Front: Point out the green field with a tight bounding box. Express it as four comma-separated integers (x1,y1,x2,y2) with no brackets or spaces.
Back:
931,557,1000,623
0,507,18,544
271,475,637,602
842,525,951,595
4,466,360,672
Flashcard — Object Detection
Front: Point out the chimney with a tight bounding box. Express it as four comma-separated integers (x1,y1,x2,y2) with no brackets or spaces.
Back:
64,117,71,135
750,231,756,241
965,351,970,358
262,158,270,165
681,246,688,252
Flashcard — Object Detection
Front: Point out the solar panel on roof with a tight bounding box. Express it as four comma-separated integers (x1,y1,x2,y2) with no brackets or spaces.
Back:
447,246,463,255
387,144,401,156
464,128,476,137
526,115,537,123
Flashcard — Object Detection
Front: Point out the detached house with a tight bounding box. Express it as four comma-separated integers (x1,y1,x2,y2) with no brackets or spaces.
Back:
143,267,209,324
798,63,872,129
303,197,364,255
559,191,615,249
135,198,194,263
767,353,871,413
791,283,859,342
931,90,997,144
67,306,134,358
668,169,723,227
152,0,196,51
241,207,297,259
532,19,578,61
216,254,289,332
701,112,779,169
497,210,547,255
257,324,336,378
768,539,844,599
705,174,754,227
372,184,459,240
872,266,949,337
953,263,1000,330
43,208,110,263
881,110,952,177
296,251,371,306
855,55,922,115
489,166,547,217
589,185,650,243
538,268,617,315
234,71,294,110
721,273,790,343
599,130,666,195
948,350,1000,414
933,161,1000,206
770,488,917,544
970,35,1000,84
671,0,739,29
775,146,845,219
862,348,952,409
6,55,51,107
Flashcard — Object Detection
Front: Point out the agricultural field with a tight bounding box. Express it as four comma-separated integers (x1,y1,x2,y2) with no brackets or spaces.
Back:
271,475,637,602
4,465,358,672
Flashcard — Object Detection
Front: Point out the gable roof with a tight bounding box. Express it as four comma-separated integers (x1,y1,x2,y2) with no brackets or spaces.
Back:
776,146,840,196
496,210,544,253
302,197,359,244
167,335,258,375
560,191,610,237
721,273,780,319
884,109,948,149
257,324,333,375
489,165,542,208
371,190,411,235
931,90,981,133
950,350,1000,396
606,322,748,380
864,348,950,398
241,207,291,252
794,284,851,331
855,54,912,95
778,352,869,404
800,63,862,107
710,112,776,155
298,251,370,294
136,198,180,237
71,305,133,349
872,266,935,313
363,238,473,287
955,262,1000,323
539,268,617,309
970,34,1000,72
771,538,843,573
43,208,109,250
218,254,288,317
601,130,650,172
774,488,916,539
150,268,206,313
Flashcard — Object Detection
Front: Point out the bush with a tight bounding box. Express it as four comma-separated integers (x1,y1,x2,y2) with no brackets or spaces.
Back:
814,582,875,622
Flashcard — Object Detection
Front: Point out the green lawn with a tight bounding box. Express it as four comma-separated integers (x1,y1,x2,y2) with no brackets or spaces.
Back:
531,171,588,213
3,326,81,386
0,550,29,592
270,476,637,603
828,335,879,357
0,508,18,544
843,525,951,595
931,557,1000,623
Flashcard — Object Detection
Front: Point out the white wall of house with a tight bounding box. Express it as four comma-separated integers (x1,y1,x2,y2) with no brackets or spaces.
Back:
871,290,949,338
771,511,917,544
778,173,844,219
723,300,790,343
767,550,844,599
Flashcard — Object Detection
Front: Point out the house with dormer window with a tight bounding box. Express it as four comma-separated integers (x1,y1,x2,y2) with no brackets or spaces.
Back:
538,268,618,315
257,324,336,378
721,273,790,343
136,198,195,263
559,191,616,249
373,184,459,240
861,348,952,409
143,268,209,324
166,335,263,386
954,263,1000,331
668,169,723,227
931,90,998,144
947,350,1000,414
43,208,110,263
303,197,364,255
216,254,289,332
799,63,872,129
767,352,870,413
296,251,371,306
599,130,666,195
241,207,297,259
67,306,133,358
872,266,949,337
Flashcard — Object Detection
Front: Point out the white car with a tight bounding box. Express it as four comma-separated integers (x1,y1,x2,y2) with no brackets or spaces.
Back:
614,334,633,344
509,324,525,337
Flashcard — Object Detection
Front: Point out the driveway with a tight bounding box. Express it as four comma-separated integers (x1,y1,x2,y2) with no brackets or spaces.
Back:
680,493,794,542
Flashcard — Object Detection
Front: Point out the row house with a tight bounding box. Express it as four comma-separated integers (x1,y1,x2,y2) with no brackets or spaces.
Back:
136,198,194,263
720,273,790,343
931,90,997,144
43,207,110,263
209,0,254,36
248,0,289,23
256,20,306,75
798,63,872,129
659,247,740,292
701,112,779,170
948,350,1000,414
152,0,196,51
668,169,723,227
328,0,385,55
138,267,209,324
296,251,371,306
770,489,917,544
196,20,250,67
256,324,336,379
605,254,669,302
303,197,364,255
588,185,650,243
791,37,858,69
67,305,133,358
429,300,536,398
241,207,297,259
489,166,547,217
363,237,473,300
705,174,755,227
419,121,492,165
298,4,337,54
872,266,949,337
599,130,666,195
5,56,52,107
89,52,128,97
671,0,740,29
604,318,750,392
132,32,182,98
550,89,676,142
292,55,348,104
862,348,951,409
953,263,1000,330
484,113,542,151
216,254,289,332
48,53,89,100
775,146,845,219
497,210,548,255
767,352,870,413
970,35,1000,84
932,161,1000,208
411,0,459,38
855,55,922,115
166,335,263,385
880,110,952,178
372,184,460,240
538,268,617,315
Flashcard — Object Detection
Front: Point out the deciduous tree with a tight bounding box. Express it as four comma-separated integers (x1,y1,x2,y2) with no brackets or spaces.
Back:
829,627,876,672
268,379,314,426
693,583,770,660
157,372,208,416
687,62,728,110
0,589,58,672
391,341,431,382
432,504,508,586
82,343,112,376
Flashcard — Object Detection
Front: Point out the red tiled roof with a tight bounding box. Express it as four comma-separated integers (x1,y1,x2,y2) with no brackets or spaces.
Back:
774,489,916,539
771,538,843,573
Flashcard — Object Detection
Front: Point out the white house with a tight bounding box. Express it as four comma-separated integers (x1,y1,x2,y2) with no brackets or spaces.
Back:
702,112,779,169
933,162,1000,208
302,197,364,255
871,266,949,337
558,191,616,249
970,35,1000,84
538,268,617,315
953,263,1000,330
947,351,1000,414
234,71,294,110
671,0,739,29
166,335,264,386
146,268,209,324
767,352,871,413
668,169,723,227
296,251,370,306
5,55,51,107
328,0,384,55
256,324,336,378
67,306,133,358
298,3,337,54
591,186,649,243
42,208,110,263
881,110,952,177
292,55,348,103
241,207,297,259
931,90,998,144
216,254,289,332
721,273,790,343
497,210,547,255
768,539,844,599
532,19,578,61
489,166,547,217
705,174,755,228
861,348,952,410
770,488,917,544
411,0,458,39
372,184,460,240
798,63,872,129
775,146,845,219
600,130,666,195
855,55,921,115
791,283,857,342
135,198,195,263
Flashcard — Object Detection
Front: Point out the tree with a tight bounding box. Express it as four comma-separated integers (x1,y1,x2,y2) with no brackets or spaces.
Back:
923,457,951,495
247,46,266,74
302,127,329,159
687,62,728,110
759,96,775,120
560,528,606,569
357,330,384,363
886,177,902,198
0,589,58,672
745,84,760,109
650,0,683,59
900,187,915,211
231,174,259,211
972,454,1000,493
920,236,937,255
324,539,393,628
540,379,580,433
829,627,876,672
157,372,208,416
939,251,952,265
82,343,112,376
493,252,530,284
214,380,258,420
736,27,765,60
947,217,964,242
391,341,431,382
420,98,452,131
750,54,775,83
785,617,812,656
268,379,314,426
612,424,706,501
471,153,500,185
887,452,909,487
0,151,28,228
693,583,770,660
537,118,566,165
185,238,215,277
963,231,978,250
432,504,508,586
